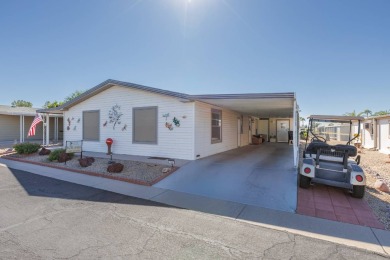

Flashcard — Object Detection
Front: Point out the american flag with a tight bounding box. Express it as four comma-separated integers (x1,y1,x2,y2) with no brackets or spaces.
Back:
27,114,43,137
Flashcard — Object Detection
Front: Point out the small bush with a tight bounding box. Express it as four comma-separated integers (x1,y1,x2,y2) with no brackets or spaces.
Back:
13,143,41,154
48,149,74,161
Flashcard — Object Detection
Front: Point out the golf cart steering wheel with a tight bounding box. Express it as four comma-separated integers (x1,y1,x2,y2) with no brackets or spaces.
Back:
311,136,326,143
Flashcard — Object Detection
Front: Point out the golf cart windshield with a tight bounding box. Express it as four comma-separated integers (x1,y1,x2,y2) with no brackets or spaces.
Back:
306,115,363,147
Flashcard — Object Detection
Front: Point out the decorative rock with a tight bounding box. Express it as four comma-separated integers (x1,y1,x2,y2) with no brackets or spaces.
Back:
79,157,92,167
39,147,51,156
162,168,171,173
107,163,124,173
374,180,390,193
58,152,72,163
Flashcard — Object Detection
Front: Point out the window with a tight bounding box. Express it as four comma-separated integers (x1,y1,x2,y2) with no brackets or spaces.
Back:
83,110,100,141
211,109,222,143
133,106,158,144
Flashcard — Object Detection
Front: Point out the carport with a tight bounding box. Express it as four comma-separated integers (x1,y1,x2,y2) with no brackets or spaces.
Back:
155,93,299,212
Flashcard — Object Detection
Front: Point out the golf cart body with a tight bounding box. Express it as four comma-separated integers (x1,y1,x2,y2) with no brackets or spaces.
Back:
300,115,366,198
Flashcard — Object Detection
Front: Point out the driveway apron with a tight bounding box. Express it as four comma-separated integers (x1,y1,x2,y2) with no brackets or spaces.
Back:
154,143,298,212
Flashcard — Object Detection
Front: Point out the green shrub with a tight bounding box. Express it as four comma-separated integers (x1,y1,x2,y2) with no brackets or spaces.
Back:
13,143,41,154
48,149,74,161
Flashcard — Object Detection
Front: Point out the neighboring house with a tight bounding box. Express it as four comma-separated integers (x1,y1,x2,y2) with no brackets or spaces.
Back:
38,79,299,165
0,105,63,143
361,115,390,154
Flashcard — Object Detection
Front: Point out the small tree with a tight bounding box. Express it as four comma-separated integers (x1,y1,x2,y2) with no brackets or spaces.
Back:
43,100,63,109
64,90,84,103
11,100,33,107
43,90,84,108
343,110,357,116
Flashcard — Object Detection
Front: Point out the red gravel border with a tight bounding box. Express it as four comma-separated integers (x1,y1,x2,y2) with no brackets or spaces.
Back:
2,155,178,186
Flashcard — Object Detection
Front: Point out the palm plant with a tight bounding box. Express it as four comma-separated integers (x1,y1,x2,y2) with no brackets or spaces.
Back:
359,109,372,118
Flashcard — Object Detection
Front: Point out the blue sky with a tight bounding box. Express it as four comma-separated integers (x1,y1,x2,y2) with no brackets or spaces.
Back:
1,0,389,118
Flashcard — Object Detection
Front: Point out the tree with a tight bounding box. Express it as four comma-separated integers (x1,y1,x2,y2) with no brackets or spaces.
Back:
43,90,84,108
359,109,372,118
64,90,84,104
299,117,306,127
11,100,33,107
43,100,63,109
373,110,390,116
343,110,357,116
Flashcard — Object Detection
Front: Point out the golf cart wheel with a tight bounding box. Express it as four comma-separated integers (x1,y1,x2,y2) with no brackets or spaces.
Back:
299,175,311,189
351,185,365,198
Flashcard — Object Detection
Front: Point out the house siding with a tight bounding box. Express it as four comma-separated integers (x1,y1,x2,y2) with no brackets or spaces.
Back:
194,101,249,159
0,115,20,141
63,85,195,160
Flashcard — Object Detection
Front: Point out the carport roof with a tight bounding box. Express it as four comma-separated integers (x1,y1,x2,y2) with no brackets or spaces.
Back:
38,79,296,117
191,93,296,118
0,105,39,116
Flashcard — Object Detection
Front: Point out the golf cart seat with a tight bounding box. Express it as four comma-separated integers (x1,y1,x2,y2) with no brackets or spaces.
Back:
333,144,357,157
306,141,329,155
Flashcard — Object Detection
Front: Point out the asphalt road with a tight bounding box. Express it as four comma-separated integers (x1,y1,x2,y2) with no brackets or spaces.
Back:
0,166,387,259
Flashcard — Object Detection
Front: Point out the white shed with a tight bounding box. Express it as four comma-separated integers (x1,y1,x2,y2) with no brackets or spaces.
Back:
362,115,390,154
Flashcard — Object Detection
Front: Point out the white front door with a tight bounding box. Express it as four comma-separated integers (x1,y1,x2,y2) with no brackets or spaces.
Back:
277,120,289,142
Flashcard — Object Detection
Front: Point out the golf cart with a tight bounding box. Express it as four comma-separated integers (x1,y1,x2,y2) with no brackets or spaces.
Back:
299,115,366,198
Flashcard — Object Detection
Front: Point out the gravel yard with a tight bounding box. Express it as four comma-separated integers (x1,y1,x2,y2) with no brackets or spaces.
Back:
359,148,390,230
5,152,178,185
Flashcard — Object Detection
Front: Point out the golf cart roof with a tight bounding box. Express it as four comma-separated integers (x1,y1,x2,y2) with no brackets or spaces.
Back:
308,115,364,121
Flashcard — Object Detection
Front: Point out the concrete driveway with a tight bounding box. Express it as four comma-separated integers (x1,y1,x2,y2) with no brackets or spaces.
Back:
155,143,298,212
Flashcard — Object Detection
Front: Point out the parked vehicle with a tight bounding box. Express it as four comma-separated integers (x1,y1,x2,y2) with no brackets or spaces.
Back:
299,115,365,198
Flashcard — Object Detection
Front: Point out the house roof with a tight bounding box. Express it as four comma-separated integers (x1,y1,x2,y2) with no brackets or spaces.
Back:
309,115,364,121
0,105,40,116
38,79,297,117
364,114,390,120
37,79,191,114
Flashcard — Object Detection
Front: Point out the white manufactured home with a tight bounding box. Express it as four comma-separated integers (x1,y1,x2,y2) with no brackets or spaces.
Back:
39,80,300,165
361,115,390,154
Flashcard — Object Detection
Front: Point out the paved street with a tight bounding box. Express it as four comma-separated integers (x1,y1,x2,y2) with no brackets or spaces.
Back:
0,166,387,259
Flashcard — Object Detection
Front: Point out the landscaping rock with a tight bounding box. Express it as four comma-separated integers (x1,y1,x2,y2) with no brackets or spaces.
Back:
79,157,92,167
107,163,124,173
58,152,72,163
162,168,171,173
86,157,95,164
39,147,51,156
374,180,390,193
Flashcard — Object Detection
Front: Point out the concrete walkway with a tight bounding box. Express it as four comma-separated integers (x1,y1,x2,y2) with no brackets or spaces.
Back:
155,143,297,212
0,158,389,255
